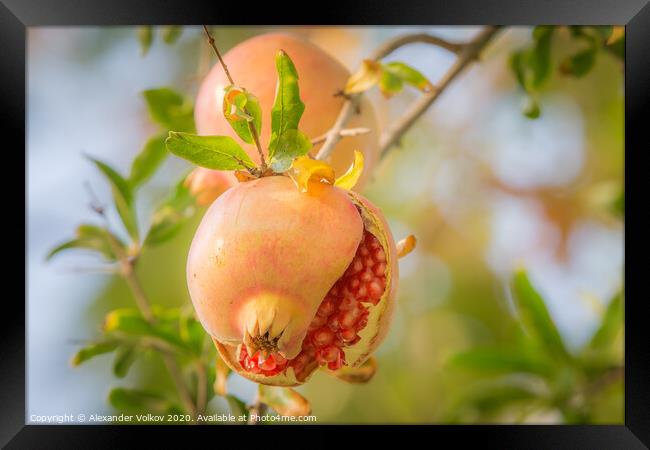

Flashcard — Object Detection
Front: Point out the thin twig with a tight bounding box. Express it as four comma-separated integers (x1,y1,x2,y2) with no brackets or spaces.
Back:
378,26,500,157
315,27,501,161
369,33,465,58
311,127,370,146
196,361,208,416
202,25,268,171
202,25,234,85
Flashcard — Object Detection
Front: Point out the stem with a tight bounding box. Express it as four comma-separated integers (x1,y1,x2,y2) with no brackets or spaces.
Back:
248,121,268,171
202,25,234,85
203,25,268,171
121,262,197,418
311,127,370,146
195,361,208,415
315,26,501,161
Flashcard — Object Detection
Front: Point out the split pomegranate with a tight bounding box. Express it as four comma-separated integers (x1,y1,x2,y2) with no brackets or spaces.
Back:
188,175,397,386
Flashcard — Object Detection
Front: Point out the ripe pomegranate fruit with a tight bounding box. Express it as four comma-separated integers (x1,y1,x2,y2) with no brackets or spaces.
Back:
192,32,380,202
187,175,397,386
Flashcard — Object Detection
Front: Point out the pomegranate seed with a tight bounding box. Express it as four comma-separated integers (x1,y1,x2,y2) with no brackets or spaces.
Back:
364,256,374,268
340,309,359,328
317,345,340,363
356,316,369,329
327,352,344,371
309,314,327,329
373,262,386,277
317,300,335,317
328,314,341,331
374,247,386,262
259,356,277,371
359,246,370,257
357,284,368,298
339,295,357,311
339,328,357,342
368,280,384,301
312,327,335,346
360,269,373,282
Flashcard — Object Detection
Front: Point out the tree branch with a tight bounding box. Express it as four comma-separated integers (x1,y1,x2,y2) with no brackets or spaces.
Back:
315,26,501,162
378,26,500,157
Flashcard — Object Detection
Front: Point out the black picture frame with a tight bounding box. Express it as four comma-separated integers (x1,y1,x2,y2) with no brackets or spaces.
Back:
3,0,648,447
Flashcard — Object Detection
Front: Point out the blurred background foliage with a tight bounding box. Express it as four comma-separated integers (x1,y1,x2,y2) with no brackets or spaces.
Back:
28,26,623,424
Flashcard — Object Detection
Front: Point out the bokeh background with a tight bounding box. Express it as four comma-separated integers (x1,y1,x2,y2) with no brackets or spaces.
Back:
27,26,624,423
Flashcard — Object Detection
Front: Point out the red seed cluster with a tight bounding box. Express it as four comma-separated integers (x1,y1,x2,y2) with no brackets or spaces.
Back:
239,230,387,380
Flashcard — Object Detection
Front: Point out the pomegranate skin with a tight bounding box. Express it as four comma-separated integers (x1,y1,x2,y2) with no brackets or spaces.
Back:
194,32,380,191
187,176,363,361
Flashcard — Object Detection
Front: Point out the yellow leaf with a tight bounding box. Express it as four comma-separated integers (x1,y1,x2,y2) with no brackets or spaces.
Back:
288,156,335,193
213,354,230,396
344,59,382,95
328,357,377,383
607,26,625,45
258,386,311,417
334,150,364,191
396,234,417,258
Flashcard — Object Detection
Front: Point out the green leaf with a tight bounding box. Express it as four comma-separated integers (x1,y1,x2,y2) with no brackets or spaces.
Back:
225,395,248,420
162,25,183,44
142,88,195,132
268,129,312,173
560,47,597,77
378,70,404,97
179,313,205,356
104,308,188,352
145,177,196,247
113,345,137,378
448,347,553,377
47,224,124,261
258,386,311,417
222,86,263,145
137,26,153,56
589,292,623,351
88,157,139,242
270,50,305,138
528,26,554,89
109,388,177,415
523,96,541,119
461,378,541,413
512,270,570,361
383,62,433,92
166,132,255,171
129,135,167,188
71,341,120,366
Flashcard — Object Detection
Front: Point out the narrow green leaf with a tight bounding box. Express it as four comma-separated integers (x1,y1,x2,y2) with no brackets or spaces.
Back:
462,379,540,413
529,26,554,88
258,386,311,417
104,308,188,351
162,25,183,44
129,135,167,188
589,292,623,351
113,345,137,378
47,224,124,261
137,26,153,56
512,270,570,360
179,314,205,356
109,388,176,414
383,62,433,92
270,50,305,139
560,47,598,77
448,347,553,377
88,157,139,242
222,86,263,145
142,88,195,132
145,177,195,247
269,129,312,173
378,70,404,97
166,131,254,171
72,341,119,366
225,395,248,420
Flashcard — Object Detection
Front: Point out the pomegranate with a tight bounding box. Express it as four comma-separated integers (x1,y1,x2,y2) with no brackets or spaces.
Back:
191,32,380,203
187,175,397,386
